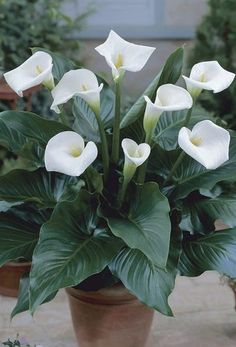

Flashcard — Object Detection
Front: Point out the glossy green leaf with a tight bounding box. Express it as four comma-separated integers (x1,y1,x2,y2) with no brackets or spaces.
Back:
31,47,76,81
29,191,124,313
0,169,82,208
0,214,39,266
106,183,171,268
196,196,236,228
179,228,236,277
0,111,70,167
154,107,214,150
110,229,182,316
72,82,114,142
121,47,184,128
11,274,57,319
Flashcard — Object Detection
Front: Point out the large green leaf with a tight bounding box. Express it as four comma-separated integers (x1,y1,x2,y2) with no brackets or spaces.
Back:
110,229,182,316
11,274,57,319
154,107,214,150
179,228,236,278
0,169,82,208
121,47,184,129
31,47,76,81
0,214,39,266
0,111,70,167
72,81,114,142
29,191,124,313
196,196,236,228
105,183,171,268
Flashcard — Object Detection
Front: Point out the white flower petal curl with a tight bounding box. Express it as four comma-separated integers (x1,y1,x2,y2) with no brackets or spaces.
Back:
183,61,235,94
95,30,155,79
45,131,98,176
143,84,193,134
178,120,230,170
51,69,103,113
122,138,151,167
4,51,53,97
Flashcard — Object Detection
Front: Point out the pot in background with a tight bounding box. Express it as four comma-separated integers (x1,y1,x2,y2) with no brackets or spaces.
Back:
66,284,154,347
0,261,31,297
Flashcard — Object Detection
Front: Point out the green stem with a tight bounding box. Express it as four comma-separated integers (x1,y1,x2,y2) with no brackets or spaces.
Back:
94,110,109,181
84,170,93,193
58,109,69,126
137,133,152,184
111,81,121,164
117,164,136,207
164,151,185,185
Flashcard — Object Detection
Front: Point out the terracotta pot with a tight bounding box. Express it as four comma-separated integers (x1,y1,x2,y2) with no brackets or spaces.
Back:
66,284,154,347
0,261,31,297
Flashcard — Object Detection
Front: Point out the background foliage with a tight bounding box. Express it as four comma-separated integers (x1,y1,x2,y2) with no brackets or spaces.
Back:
188,0,236,128
0,0,89,115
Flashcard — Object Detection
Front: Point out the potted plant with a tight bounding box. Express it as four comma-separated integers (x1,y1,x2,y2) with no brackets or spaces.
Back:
1,30,236,347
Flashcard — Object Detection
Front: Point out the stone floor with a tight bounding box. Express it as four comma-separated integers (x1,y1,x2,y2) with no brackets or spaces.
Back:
0,272,236,346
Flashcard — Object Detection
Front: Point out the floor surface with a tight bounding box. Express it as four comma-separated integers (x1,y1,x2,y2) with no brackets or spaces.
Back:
0,272,236,346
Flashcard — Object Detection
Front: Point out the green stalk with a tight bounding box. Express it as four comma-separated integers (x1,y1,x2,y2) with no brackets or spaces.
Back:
117,163,136,207
94,110,109,181
111,80,121,164
58,109,69,126
163,151,185,185
137,133,152,184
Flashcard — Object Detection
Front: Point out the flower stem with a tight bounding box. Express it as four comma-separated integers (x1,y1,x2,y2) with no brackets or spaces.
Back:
137,133,152,184
117,163,136,207
58,109,69,126
163,151,185,185
94,110,109,181
111,80,121,164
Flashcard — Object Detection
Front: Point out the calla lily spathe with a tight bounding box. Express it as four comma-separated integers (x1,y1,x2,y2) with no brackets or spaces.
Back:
45,131,98,177
95,30,155,80
51,69,103,114
178,120,230,170
143,84,193,136
183,61,235,98
4,51,54,97
122,138,151,168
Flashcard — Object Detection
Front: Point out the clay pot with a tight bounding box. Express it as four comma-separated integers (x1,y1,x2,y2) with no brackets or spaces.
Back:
66,284,154,347
0,261,31,297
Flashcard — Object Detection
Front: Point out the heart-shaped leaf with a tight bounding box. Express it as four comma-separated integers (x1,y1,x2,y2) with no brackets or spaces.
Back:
29,190,124,313
110,228,182,316
105,182,171,268
11,274,57,319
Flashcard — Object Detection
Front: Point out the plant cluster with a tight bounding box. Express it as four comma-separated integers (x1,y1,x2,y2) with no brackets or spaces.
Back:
188,0,236,128
1,31,236,318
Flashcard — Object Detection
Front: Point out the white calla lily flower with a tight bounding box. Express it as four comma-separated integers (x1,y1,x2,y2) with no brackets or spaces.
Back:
51,69,103,114
143,84,193,136
4,51,54,97
95,30,155,80
183,61,235,98
178,120,230,170
122,138,151,168
45,131,98,177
